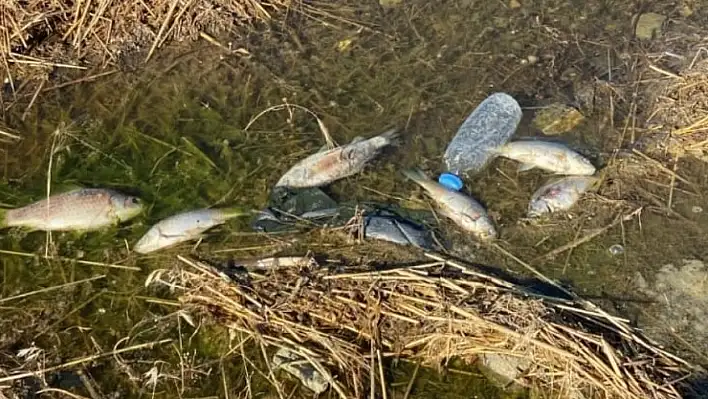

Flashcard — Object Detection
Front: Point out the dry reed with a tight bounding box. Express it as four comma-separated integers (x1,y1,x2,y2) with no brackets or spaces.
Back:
640,58,708,163
0,0,294,84
146,252,698,399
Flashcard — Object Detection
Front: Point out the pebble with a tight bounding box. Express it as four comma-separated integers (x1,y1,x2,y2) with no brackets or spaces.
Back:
509,0,521,9
609,244,624,256
532,103,585,136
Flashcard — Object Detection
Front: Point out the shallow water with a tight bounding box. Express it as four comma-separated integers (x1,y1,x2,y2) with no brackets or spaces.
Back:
1,0,708,397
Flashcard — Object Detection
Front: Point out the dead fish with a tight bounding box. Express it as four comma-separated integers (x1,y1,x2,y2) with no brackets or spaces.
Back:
528,176,599,217
133,207,249,254
275,128,399,189
495,140,596,175
402,168,497,240
0,188,143,231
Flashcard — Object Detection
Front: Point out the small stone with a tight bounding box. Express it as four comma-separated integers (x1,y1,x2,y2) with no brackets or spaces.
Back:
609,244,624,256
272,348,329,394
692,206,703,213
532,103,585,135
379,0,403,7
509,0,521,9
478,353,531,391
527,55,538,65
635,13,667,40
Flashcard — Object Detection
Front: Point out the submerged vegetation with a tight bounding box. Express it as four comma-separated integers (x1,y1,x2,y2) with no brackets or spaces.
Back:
1,0,708,398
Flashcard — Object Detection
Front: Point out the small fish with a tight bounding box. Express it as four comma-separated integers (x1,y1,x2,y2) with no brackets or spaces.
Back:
275,128,399,189
133,207,248,254
495,140,596,175
0,188,143,231
402,168,497,240
527,176,599,217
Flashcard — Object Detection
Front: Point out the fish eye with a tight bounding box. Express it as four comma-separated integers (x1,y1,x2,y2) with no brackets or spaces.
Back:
131,198,140,204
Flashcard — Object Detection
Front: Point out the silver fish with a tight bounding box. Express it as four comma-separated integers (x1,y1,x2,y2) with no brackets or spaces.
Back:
496,140,596,175
133,207,248,254
0,188,143,231
275,128,399,189
528,176,599,217
402,168,497,240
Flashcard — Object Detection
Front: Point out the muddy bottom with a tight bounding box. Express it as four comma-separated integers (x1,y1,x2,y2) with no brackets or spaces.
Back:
1,0,708,398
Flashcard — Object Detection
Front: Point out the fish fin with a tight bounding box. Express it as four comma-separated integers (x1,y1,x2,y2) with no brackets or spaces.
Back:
53,183,84,194
517,162,535,172
401,167,430,184
349,136,365,144
316,143,331,153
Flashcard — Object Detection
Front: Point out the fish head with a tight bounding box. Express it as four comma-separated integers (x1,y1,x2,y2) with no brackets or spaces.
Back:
475,217,498,241
457,211,497,240
111,194,145,221
527,198,552,218
570,153,596,174
133,226,162,254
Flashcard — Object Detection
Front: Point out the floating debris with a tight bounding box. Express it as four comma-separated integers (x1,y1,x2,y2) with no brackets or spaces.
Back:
160,254,695,399
363,214,434,249
251,187,339,232
532,103,585,136
443,92,522,177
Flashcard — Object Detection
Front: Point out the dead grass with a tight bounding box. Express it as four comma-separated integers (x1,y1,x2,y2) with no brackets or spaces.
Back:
146,251,699,399
642,58,708,163
0,0,295,87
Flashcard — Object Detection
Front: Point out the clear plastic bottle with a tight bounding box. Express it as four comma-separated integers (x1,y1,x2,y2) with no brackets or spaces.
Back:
439,92,522,191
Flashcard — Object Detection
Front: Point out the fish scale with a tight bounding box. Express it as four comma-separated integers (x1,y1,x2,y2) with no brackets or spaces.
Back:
1,188,143,231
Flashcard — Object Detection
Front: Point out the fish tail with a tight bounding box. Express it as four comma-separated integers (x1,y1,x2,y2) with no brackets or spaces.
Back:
401,167,430,185
378,128,401,146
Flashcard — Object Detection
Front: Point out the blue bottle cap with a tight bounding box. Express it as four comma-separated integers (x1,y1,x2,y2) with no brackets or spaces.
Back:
438,172,463,191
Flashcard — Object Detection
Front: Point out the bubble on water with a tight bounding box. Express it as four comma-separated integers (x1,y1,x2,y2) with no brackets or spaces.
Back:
692,206,703,213
609,244,624,256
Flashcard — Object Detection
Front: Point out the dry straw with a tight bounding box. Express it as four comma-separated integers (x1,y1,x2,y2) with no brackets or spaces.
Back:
0,0,294,84
146,252,698,399
642,58,708,163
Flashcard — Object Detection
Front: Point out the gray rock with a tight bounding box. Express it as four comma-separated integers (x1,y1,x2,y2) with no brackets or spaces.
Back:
272,347,329,394
477,353,531,391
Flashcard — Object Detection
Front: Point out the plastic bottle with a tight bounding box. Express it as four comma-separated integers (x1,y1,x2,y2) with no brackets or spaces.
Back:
439,92,523,191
